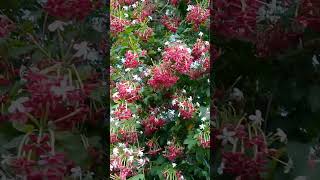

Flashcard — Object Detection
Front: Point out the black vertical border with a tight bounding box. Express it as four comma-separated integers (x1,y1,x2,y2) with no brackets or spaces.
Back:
209,0,215,179
103,0,110,179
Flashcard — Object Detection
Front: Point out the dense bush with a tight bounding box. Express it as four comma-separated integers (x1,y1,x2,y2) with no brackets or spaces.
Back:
0,0,106,179
110,0,211,179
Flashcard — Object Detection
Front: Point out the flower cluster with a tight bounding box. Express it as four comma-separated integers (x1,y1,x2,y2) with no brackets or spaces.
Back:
0,1,106,178
111,0,211,179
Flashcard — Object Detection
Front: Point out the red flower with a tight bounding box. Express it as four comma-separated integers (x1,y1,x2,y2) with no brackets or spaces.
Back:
148,64,179,89
161,15,181,33
124,51,140,68
44,0,94,20
0,15,15,38
186,5,210,30
142,115,166,135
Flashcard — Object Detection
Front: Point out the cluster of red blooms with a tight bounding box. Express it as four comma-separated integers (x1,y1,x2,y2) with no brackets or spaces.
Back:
124,50,141,68
23,134,52,156
135,26,154,41
110,16,131,35
178,100,196,120
162,43,193,74
142,115,166,136
146,139,162,156
161,16,181,33
44,0,97,20
113,81,141,102
255,24,300,57
216,124,275,179
10,153,74,179
7,71,90,129
148,64,179,89
213,0,319,57
198,136,210,148
111,129,139,144
163,170,185,180
186,5,210,30
192,39,210,59
0,15,15,38
296,0,320,32
163,143,184,161
132,0,155,22
114,104,133,120
213,0,262,41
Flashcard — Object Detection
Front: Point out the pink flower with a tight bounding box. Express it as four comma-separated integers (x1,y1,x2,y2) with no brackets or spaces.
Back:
186,5,209,30
148,64,179,89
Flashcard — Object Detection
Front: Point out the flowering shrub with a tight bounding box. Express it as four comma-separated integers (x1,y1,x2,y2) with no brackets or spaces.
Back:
0,0,106,178
110,0,211,179
213,0,320,179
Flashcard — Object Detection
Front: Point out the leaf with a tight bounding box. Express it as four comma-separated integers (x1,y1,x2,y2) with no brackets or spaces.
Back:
183,134,197,150
55,132,88,166
3,135,24,150
12,122,34,133
128,174,145,180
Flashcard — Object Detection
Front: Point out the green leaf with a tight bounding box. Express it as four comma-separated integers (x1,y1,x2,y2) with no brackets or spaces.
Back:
3,135,24,150
12,122,34,133
128,174,145,180
183,134,197,150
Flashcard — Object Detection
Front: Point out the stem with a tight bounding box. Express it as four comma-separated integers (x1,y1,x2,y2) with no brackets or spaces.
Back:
53,108,82,123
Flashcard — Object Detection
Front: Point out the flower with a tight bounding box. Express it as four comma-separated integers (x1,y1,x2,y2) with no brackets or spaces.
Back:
48,20,69,32
8,97,30,113
248,110,264,125
216,128,236,145
275,128,287,143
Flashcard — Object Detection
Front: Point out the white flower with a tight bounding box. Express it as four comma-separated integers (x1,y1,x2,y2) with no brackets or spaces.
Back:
248,110,264,125
284,158,293,173
201,117,206,122
148,16,153,20
216,128,236,145
123,6,129,11
187,5,194,11
71,166,82,177
124,13,129,18
113,148,119,155
73,41,90,58
275,128,287,143
172,163,177,168
138,150,144,157
87,49,99,61
217,162,225,174
128,156,134,162
279,107,289,117
91,17,105,32
157,47,162,52
164,41,170,46
8,97,30,113
312,55,319,67
132,20,138,24
199,124,205,130
48,20,68,32
21,10,36,22
50,76,75,99
165,9,171,16
198,32,203,37
133,75,142,81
